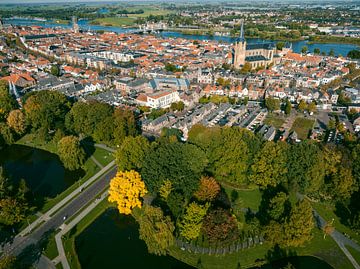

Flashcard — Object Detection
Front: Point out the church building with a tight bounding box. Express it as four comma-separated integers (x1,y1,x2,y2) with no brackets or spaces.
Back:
232,22,277,70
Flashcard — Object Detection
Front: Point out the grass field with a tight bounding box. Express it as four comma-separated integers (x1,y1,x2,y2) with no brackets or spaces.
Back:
223,186,262,212
170,229,353,269
92,147,114,167
91,17,137,27
346,245,360,265
43,231,59,260
290,117,315,140
312,202,360,244
90,7,173,27
17,133,57,154
264,113,286,129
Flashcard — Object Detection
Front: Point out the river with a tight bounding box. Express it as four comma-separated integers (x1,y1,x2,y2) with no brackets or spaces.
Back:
4,18,359,56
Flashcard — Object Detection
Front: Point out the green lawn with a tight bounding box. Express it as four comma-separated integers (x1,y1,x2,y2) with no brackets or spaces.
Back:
170,229,353,269
63,199,113,269
43,231,59,260
223,186,262,212
346,245,360,265
90,7,173,26
264,113,286,129
312,202,360,244
290,117,315,140
93,147,115,167
16,133,57,154
91,17,137,27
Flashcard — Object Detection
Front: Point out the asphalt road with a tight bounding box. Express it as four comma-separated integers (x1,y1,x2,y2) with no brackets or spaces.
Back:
2,166,117,257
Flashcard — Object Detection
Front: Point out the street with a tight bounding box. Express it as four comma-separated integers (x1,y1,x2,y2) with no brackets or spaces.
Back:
1,166,117,257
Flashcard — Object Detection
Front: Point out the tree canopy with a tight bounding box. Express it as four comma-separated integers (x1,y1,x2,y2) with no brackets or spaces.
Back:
57,135,86,171
108,170,147,215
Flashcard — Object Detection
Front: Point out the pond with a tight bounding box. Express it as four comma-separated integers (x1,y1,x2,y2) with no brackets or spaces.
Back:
75,208,194,269
256,256,334,269
0,144,84,199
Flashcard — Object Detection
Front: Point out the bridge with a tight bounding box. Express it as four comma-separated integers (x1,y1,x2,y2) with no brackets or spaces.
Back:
130,22,167,34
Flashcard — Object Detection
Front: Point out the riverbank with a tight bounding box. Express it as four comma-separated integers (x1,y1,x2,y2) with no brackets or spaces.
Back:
309,35,360,47
62,199,113,269
4,18,360,56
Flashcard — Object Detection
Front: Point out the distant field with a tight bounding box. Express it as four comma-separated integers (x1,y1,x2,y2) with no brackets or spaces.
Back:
90,8,173,27
91,17,137,27
290,117,315,140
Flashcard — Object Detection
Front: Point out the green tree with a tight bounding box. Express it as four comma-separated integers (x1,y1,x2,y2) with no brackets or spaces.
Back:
298,100,307,112
284,100,292,115
170,101,185,112
276,42,285,50
188,126,260,186
138,205,175,255
301,46,308,54
178,202,209,241
287,142,325,195
240,62,252,73
0,197,27,226
65,101,113,138
24,90,70,131
347,50,360,59
0,123,14,145
50,65,61,77
328,119,336,129
114,136,150,171
284,200,314,247
141,141,207,197
113,108,138,146
313,48,320,54
7,109,26,135
267,192,290,222
0,255,18,269
250,142,288,188
57,135,86,170
328,49,335,57
308,101,316,113
265,97,280,112
330,167,357,200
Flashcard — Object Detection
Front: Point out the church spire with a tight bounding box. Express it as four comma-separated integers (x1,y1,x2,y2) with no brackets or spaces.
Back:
240,20,244,40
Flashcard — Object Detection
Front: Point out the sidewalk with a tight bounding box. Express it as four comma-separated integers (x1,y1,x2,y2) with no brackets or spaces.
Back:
20,160,115,237
53,191,109,269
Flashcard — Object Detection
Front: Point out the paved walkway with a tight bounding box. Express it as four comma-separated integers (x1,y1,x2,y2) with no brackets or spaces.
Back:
95,143,116,153
53,191,109,269
313,210,360,269
91,155,104,169
35,255,56,269
19,160,115,237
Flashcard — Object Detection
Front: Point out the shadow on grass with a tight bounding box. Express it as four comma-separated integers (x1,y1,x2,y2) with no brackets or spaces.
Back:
17,229,55,268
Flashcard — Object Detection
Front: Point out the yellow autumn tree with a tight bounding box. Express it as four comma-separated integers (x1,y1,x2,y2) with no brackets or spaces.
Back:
108,170,147,215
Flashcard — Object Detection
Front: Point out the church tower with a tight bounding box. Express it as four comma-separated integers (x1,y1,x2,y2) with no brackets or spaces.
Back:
233,21,246,69
72,16,79,33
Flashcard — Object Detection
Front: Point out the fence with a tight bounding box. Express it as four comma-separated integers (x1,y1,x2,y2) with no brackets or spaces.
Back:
176,234,264,256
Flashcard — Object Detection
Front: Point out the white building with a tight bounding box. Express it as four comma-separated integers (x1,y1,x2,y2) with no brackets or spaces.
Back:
136,90,180,109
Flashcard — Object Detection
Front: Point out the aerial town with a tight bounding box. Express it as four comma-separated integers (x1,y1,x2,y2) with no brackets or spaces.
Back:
1,1,360,269
0,18,359,142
